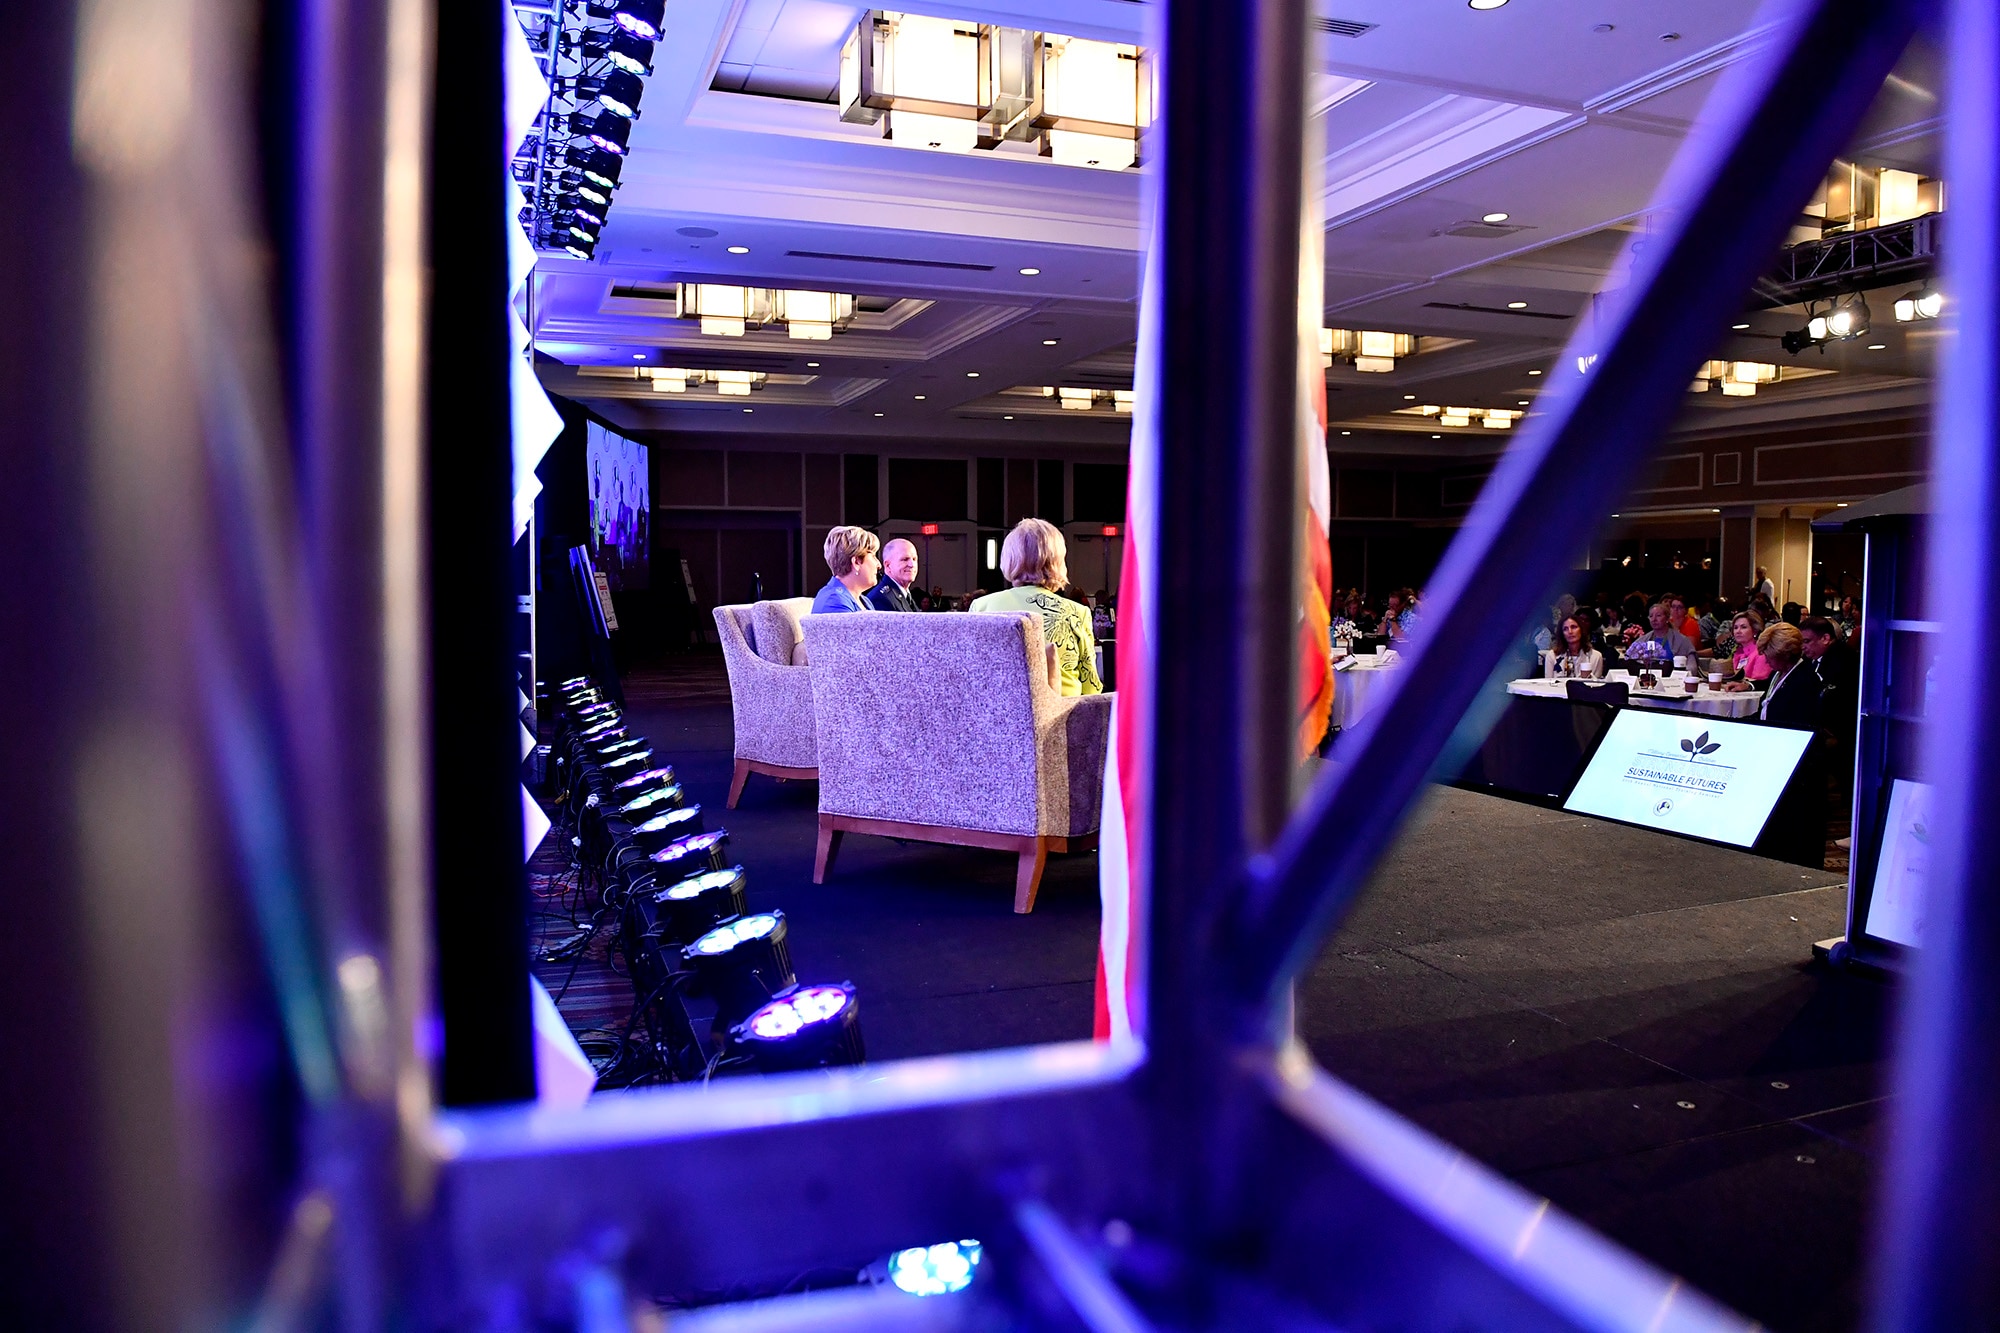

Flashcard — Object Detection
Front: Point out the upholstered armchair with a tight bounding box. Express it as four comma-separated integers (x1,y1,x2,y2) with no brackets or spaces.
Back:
800,611,1113,913
712,602,818,807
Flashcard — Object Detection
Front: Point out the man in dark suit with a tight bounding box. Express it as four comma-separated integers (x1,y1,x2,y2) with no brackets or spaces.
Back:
865,537,921,612
1800,616,1856,726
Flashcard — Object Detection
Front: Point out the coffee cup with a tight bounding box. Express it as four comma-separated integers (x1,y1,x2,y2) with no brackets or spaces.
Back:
1708,671,1724,685
1683,677,1700,694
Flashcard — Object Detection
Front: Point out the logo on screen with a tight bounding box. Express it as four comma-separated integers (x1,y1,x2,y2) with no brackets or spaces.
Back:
1679,731,1723,759
1654,798,1674,815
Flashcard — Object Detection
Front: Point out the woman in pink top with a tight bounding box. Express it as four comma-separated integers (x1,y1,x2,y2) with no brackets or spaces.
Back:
1719,610,1772,691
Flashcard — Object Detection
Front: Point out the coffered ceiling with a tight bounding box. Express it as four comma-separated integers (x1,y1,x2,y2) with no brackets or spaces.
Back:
531,0,1942,455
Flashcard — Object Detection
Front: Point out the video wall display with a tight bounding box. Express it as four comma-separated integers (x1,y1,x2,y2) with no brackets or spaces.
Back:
1563,710,1812,848
587,420,649,590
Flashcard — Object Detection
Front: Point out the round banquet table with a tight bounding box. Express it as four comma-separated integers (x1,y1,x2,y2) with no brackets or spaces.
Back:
1505,675,1763,719
1330,654,1399,730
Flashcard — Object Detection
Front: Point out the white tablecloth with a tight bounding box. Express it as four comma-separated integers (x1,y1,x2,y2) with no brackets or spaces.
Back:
1506,676,1762,718
1330,655,1398,730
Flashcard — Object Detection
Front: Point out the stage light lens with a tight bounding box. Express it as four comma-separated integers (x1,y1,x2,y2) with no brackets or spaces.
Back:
598,71,645,119
614,0,665,40
635,805,702,838
578,183,609,205
617,784,681,819
578,111,631,154
889,1241,983,1297
614,766,675,794
606,31,653,74
650,829,730,871
691,913,780,955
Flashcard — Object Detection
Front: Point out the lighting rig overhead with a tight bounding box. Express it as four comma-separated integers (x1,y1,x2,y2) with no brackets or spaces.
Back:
1781,291,1872,353
510,0,664,260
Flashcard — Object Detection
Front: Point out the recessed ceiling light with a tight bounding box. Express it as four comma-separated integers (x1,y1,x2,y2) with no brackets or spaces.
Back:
1867,343,1886,350
727,245,750,254
1507,301,1528,309
1482,211,1509,223
742,408,753,413
806,361,819,367
1403,393,1417,400
1528,369,1543,376
632,353,645,360
1732,322,1750,330
1469,0,1508,9
1432,433,1442,439
1019,267,1041,276
966,371,979,378
874,412,884,417
1837,502,1849,507
1517,400,1529,405
1043,339,1059,346
1340,430,1351,435
1003,414,1014,420
914,394,926,400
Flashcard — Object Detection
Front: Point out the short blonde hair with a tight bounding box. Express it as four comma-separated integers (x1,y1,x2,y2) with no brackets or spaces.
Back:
1758,621,1803,665
822,525,879,577
1000,518,1067,590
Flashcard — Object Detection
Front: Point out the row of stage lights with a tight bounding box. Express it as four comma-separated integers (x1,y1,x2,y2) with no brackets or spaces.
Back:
511,0,666,261
548,675,866,1079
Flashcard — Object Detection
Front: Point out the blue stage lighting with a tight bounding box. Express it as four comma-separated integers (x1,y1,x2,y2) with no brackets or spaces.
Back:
564,145,623,190
592,736,648,760
613,765,675,799
603,29,655,75
571,110,631,155
631,803,702,851
570,202,606,226
731,983,865,1072
597,71,645,119
650,829,731,879
575,181,611,206
612,0,665,40
653,864,747,942
684,911,794,1032
888,1241,982,1297
565,239,597,260
615,783,681,821
599,751,654,781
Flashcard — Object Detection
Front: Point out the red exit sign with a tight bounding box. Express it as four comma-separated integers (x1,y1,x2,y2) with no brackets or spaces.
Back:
919,523,940,536
1101,525,1120,537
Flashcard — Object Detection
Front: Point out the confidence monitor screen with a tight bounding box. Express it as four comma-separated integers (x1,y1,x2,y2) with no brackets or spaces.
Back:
587,421,649,590
1562,710,1813,848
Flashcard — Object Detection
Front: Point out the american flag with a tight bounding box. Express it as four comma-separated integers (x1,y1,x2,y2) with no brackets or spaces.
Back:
1095,129,1330,1043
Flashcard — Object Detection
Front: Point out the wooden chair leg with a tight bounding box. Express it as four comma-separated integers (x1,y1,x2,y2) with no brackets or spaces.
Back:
726,758,751,809
1013,839,1049,914
813,820,844,884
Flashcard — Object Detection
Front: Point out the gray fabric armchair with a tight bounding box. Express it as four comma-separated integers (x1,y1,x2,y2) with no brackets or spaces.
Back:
800,610,1112,913
713,601,818,807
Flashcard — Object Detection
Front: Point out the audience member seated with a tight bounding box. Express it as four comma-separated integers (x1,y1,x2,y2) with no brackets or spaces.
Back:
1755,622,1822,729
1382,587,1420,642
1801,615,1857,737
970,518,1104,697
1623,600,1696,664
1717,610,1771,690
1780,600,1803,627
866,537,921,612
811,526,881,614
1669,594,1700,644
1544,612,1605,679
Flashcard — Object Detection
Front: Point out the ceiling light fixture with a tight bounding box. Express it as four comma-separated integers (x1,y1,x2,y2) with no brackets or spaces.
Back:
1019,267,1041,275
727,245,750,254
1506,300,1528,309
1042,338,1059,345
1482,211,1509,222
1732,322,1750,330
595,70,646,119
1528,369,1543,376
966,371,980,377
840,14,1148,171
1469,0,1509,8
1322,327,1417,373
608,0,665,40
1689,359,1779,397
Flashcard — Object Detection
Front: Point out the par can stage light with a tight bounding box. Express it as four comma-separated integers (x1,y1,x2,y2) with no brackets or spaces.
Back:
600,751,655,780
616,783,682,821
653,864,747,942
613,766,676,799
632,803,703,852
731,983,865,1072
593,736,650,760
684,912,795,1031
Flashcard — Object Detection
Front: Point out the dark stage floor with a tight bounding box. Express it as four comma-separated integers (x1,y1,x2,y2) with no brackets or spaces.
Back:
539,657,1893,1333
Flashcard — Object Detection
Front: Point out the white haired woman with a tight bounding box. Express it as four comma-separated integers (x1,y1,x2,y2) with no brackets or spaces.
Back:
810,525,881,614
970,518,1103,696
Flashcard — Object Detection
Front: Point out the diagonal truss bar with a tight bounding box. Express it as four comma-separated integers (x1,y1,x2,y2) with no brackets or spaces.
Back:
1870,0,2000,1322
1225,0,1933,1015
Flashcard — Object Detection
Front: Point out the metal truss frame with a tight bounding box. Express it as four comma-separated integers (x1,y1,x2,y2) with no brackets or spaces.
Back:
426,0,1990,1328
1754,211,1939,307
